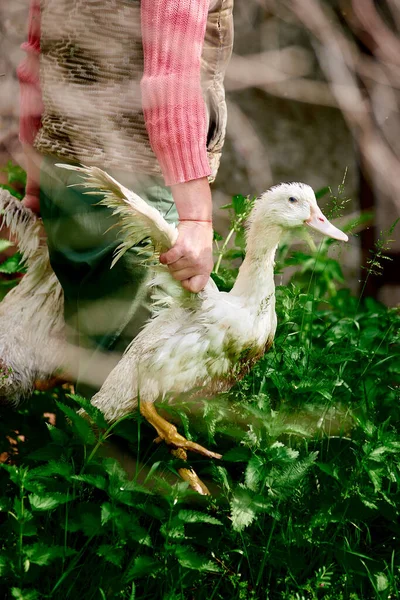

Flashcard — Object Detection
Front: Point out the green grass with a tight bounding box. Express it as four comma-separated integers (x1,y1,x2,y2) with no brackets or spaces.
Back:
0,171,399,599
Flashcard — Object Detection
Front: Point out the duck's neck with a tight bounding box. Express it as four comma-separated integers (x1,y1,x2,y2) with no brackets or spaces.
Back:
230,223,282,303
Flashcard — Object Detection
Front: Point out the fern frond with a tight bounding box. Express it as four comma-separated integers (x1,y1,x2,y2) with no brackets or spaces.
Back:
56,164,178,266
273,451,319,498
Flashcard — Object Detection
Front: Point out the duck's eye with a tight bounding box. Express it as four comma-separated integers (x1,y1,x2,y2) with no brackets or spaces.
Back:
288,197,298,203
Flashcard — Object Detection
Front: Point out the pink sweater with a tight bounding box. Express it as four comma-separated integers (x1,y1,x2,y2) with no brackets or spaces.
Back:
18,0,211,187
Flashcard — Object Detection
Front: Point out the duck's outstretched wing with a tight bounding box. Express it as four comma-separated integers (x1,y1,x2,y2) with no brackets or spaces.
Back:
56,164,215,313
56,164,178,267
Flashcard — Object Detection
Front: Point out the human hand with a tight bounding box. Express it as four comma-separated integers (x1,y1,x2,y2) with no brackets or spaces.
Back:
160,220,213,293
22,193,41,214
160,176,213,293
21,144,42,215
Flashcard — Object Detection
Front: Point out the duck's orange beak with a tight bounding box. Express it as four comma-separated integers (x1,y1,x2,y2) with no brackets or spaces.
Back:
306,205,348,242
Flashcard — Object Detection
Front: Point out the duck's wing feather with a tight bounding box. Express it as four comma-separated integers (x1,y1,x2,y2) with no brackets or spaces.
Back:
56,164,178,267
56,164,215,313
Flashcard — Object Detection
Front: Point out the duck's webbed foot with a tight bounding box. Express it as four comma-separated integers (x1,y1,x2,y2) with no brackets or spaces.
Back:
139,400,222,460
171,448,211,496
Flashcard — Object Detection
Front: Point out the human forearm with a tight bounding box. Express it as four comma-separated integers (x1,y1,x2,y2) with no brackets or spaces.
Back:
171,177,212,222
140,0,211,186
160,177,213,293
18,0,43,212
18,0,42,147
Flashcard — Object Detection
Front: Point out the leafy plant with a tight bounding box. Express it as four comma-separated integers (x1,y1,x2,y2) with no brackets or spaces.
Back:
0,162,26,200
0,167,399,599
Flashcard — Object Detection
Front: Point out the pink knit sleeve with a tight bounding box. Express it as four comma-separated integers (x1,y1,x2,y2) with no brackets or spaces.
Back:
140,0,211,186
17,0,43,146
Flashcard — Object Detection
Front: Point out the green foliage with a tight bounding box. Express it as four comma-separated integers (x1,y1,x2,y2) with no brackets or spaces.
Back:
0,161,26,200
0,170,399,599
0,163,28,296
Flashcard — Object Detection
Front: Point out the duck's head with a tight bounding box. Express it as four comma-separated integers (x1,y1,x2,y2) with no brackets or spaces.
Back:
254,182,348,242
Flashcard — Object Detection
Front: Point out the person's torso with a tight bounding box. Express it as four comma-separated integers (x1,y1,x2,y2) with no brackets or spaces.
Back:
36,0,234,181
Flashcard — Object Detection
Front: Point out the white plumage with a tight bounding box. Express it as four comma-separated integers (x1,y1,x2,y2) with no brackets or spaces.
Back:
56,167,347,428
0,189,64,405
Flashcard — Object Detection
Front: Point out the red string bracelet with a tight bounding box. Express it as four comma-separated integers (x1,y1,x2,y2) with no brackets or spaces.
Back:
178,218,213,223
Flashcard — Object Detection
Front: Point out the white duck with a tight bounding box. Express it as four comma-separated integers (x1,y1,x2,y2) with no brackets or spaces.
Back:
59,165,348,492
0,189,65,404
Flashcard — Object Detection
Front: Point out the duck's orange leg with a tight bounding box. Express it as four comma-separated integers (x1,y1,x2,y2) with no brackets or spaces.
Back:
139,400,221,495
170,448,211,496
139,400,222,459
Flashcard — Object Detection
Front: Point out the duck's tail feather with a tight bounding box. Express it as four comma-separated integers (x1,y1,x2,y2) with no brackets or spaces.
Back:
56,164,178,267
0,188,43,263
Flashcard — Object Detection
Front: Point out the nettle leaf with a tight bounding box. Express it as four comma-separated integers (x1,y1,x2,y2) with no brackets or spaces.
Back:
101,502,117,525
13,498,32,522
28,461,73,480
360,496,378,510
103,457,130,485
47,425,70,446
72,474,107,490
365,466,383,493
234,228,245,250
269,442,300,463
177,510,222,526
125,556,161,581
4,161,27,186
97,544,124,568
24,543,76,566
29,493,70,511
232,194,247,216
11,589,39,600
213,465,231,492
56,401,96,444
129,525,152,547
174,547,221,573
273,452,318,495
230,490,257,532
0,254,24,274
245,456,264,492
11,502,37,535
101,503,150,545
0,555,9,576
68,394,108,430
160,518,185,540
368,446,396,462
